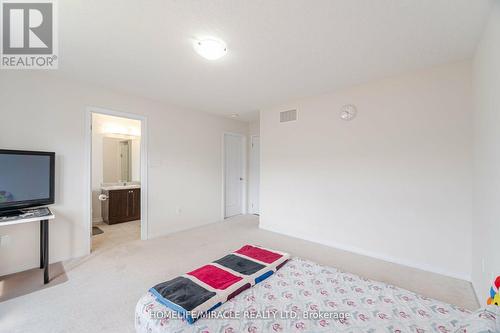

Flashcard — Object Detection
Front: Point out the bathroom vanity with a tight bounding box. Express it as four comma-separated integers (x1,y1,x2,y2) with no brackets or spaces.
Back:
101,185,140,224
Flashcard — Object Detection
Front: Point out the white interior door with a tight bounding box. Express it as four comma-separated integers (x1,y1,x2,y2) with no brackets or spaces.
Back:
249,136,260,214
224,133,244,218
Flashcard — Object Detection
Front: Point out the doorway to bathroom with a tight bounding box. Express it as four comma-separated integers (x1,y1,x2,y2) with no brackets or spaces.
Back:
85,108,148,254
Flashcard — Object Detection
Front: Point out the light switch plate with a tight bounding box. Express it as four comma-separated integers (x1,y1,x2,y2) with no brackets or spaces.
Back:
150,158,162,167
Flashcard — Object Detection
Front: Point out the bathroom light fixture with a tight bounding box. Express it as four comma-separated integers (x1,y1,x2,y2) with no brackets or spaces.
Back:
340,104,357,121
194,38,227,60
102,124,141,137
230,113,239,118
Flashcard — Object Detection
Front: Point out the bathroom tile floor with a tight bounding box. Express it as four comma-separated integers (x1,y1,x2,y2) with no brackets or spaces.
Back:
92,220,140,253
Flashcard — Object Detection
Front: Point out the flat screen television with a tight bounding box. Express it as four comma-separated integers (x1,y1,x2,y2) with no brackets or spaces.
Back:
0,149,55,214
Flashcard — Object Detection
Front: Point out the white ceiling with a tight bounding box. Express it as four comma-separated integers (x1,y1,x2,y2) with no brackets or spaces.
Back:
57,0,491,121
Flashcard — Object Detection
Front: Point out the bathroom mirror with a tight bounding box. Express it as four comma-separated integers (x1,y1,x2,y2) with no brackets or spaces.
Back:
102,137,137,183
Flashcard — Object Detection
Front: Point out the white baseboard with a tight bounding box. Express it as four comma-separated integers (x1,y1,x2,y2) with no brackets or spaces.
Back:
92,217,103,224
471,280,482,307
0,250,86,277
260,224,471,282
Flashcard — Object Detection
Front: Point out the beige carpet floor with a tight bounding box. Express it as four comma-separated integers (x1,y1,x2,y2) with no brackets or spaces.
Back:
0,215,478,333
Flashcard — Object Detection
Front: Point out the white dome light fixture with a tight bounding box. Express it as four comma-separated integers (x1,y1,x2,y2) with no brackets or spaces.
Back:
194,38,227,60
340,104,357,121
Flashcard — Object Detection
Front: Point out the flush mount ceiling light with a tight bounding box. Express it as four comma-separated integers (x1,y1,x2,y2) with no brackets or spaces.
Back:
102,124,140,137
340,104,357,121
230,113,239,118
194,38,227,60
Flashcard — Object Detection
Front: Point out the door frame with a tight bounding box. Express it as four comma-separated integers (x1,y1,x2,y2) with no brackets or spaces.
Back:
84,106,149,254
222,132,247,219
248,135,260,215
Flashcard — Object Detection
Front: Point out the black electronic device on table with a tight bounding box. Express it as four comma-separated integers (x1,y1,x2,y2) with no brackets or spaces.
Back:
0,149,55,216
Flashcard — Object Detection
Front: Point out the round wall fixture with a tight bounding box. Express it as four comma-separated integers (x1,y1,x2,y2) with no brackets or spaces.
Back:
340,104,357,121
194,38,227,60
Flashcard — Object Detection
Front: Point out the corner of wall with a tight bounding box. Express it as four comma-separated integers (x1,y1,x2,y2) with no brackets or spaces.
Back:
470,0,500,306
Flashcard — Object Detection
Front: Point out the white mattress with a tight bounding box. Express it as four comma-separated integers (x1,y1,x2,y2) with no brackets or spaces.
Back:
135,257,499,332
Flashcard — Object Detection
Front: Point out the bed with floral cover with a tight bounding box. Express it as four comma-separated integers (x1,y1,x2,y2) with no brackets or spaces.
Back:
135,257,499,332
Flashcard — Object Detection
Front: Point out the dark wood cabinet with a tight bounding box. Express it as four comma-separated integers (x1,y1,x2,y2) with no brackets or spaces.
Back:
102,188,140,224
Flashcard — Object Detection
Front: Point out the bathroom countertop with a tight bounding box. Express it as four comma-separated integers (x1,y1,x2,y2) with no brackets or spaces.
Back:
101,185,141,191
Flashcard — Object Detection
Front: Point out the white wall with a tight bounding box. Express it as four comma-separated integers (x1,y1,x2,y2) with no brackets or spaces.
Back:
131,139,141,181
0,72,247,276
472,1,500,304
248,119,260,138
91,130,104,221
247,119,260,213
260,62,473,280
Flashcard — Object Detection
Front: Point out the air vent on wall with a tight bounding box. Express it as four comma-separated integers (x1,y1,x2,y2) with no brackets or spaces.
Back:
280,109,297,123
